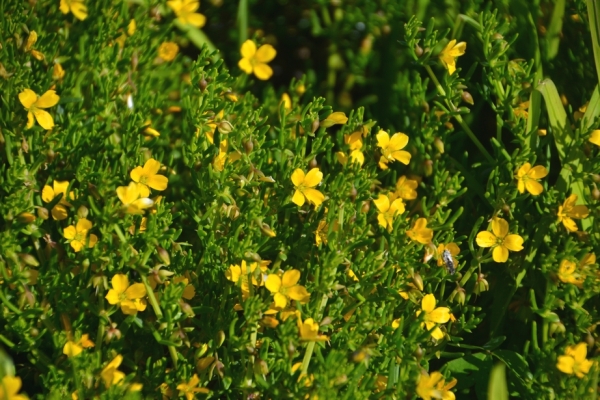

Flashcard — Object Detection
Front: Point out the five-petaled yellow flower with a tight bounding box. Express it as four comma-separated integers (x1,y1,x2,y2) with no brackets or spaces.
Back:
177,374,209,400
158,42,179,61
395,175,418,200
557,259,585,287
63,218,98,252
60,0,88,20
315,220,328,246
0,375,28,400
556,343,593,378
130,158,169,198
238,40,277,80
18,89,60,130
376,130,411,170
265,269,310,308
42,180,72,220
407,218,433,245
101,355,125,388
63,334,95,358
291,168,325,207
557,194,589,232
416,370,457,400
116,182,154,215
298,316,328,341
516,163,548,195
373,194,405,231
105,274,147,315
476,217,524,263
416,294,450,340
439,39,466,75
167,0,206,28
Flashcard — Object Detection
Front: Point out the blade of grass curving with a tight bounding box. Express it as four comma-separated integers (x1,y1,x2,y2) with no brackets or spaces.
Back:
525,87,541,151
546,0,566,60
582,85,600,131
587,0,600,85
488,363,509,400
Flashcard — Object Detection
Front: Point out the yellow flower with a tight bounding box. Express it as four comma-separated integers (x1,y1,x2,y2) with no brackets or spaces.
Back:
213,139,242,172
395,176,418,200
18,89,60,130
238,40,277,80
53,63,65,81
41,180,72,220
556,343,593,378
63,218,98,252
407,218,433,245
376,130,411,169
101,355,125,388
116,182,154,215
60,0,88,20
344,131,364,150
105,274,147,315
373,194,405,231
24,31,44,60
436,243,460,268
557,194,589,232
158,42,179,61
336,149,365,166
557,259,584,287
315,220,328,246
476,217,524,263
298,316,328,341
63,333,95,357
281,93,292,110
291,168,325,207
225,260,268,298
130,158,169,198
0,375,28,400
204,110,224,143
173,277,196,300
416,370,457,400
589,130,600,146
167,0,206,28
177,374,209,400
416,294,450,340
516,163,548,195
391,318,401,330
439,39,466,75
265,269,310,308
514,101,529,119
320,112,348,128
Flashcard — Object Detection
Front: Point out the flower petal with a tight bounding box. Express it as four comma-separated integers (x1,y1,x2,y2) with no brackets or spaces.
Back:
376,130,390,148
569,205,589,219
76,218,92,232
147,175,168,191
429,307,450,324
238,57,253,74
63,225,77,240
19,89,37,109
491,217,509,239
33,108,55,130
41,185,55,202
528,165,548,179
185,12,206,28
288,285,310,302
493,245,509,263
476,231,496,248
282,269,301,287
253,62,273,80
373,194,389,213
303,188,325,207
291,169,306,187
130,166,143,183
52,205,68,220
503,234,524,251
255,44,276,63
389,133,409,150
36,90,60,108
590,130,600,146
421,293,436,313
303,168,323,187
125,283,147,300
111,274,129,294
556,355,575,374
143,158,161,175
391,150,411,165
240,40,257,59
562,217,578,232
273,292,288,309
292,189,306,206
105,289,120,305
525,180,544,195
265,274,282,293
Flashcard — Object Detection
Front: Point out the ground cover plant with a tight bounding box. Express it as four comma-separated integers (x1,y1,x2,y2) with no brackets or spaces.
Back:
1,0,600,398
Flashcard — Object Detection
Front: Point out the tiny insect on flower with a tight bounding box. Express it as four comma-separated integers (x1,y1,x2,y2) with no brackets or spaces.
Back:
442,249,455,274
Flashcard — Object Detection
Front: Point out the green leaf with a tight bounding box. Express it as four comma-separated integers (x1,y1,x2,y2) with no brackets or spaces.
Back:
582,85,600,131
488,363,509,400
546,0,566,60
587,0,600,85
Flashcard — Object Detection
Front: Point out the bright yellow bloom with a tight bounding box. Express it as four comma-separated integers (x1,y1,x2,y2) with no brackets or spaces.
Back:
556,343,593,378
416,370,457,400
345,131,364,150
281,93,292,110
0,375,28,400
391,318,401,330
158,42,179,61
238,40,277,80
116,182,154,215
298,317,328,341
315,220,328,246
63,218,98,252
105,274,147,315
18,89,59,130
320,112,348,128
167,0,206,28
439,39,466,75
437,243,460,268
213,139,242,172
291,168,325,207
476,217,524,263
557,259,584,287
225,260,268,298
53,63,65,81
130,158,169,198
41,180,72,220
24,31,44,60
60,0,88,20
373,194,405,231
395,176,418,200
557,194,589,232
265,269,310,308
101,355,125,388
336,149,365,166
63,334,95,357
416,294,450,340
376,130,411,169
407,218,433,245
177,374,209,400
516,163,548,195
173,276,196,300
589,130,600,146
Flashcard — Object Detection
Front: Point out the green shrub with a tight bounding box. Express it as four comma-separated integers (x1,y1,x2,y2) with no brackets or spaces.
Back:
0,0,599,399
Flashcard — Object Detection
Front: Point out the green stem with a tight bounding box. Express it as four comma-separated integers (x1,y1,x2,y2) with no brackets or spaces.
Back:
95,288,105,354
113,224,127,243
424,65,495,164
237,0,248,47
301,294,329,374
0,334,15,347
140,275,163,319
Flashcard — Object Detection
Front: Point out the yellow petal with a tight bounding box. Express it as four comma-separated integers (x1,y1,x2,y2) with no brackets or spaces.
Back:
590,130,600,146
255,44,277,63
421,294,436,313
450,41,466,56
389,132,409,150
42,185,55,203
569,205,589,219
428,307,450,324
292,189,306,206
186,13,206,28
562,217,578,232
265,274,282,293
493,245,509,263
556,355,575,374
430,326,445,340
63,225,77,240
71,2,88,20
517,178,525,194
324,112,348,125
130,166,143,183
147,175,168,191
525,180,544,195
528,165,548,179
19,89,37,109
373,194,389,213
273,292,288,309
33,108,55,130
572,343,588,362
288,285,310,301
253,62,273,80
63,341,83,357
76,218,92,232
36,90,60,108
238,57,254,74
143,158,161,175
503,234,524,251
282,269,301,287
111,274,129,294
391,150,411,165
517,163,531,178
303,188,325,207
304,168,323,187
125,283,147,300
491,217,509,239
105,289,120,305
120,300,139,315
476,231,496,248
291,169,306,187
26,111,34,129
240,40,257,59
376,130,390,148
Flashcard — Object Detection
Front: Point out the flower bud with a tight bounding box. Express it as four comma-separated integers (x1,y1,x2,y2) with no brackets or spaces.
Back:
180,301,195,317
433,137,444,154
593,187,600,201
216,330,226,348
77,205,89,219
349,186,358,201
423,159,433,177
361,201,370,213
254,359,269,375
18,253,39,267
243,139,254,154
308,158,318,169
198,77,208,92
218,121,233,134
450,287,466,305
412,273,424,292
196,343,208,358
414,44,423,57
474,274,489,295
37,207,49,220
461,91,474,105
260,223,276,238
311,119,320,134
549,321,566,336
593,174,600,183
156,246,170,265
17,212,36,224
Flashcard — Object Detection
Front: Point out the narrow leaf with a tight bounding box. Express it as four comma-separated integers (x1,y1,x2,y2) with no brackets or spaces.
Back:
488,363,509,400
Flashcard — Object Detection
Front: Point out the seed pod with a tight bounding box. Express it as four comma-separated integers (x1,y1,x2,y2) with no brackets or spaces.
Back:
198,77,208,92
37,207,49,220
243,139,254,154
414,44,423,57
157,246,171,265
77,205,88,219
461,91,474,105
218,121,233,134
308,158,318,169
